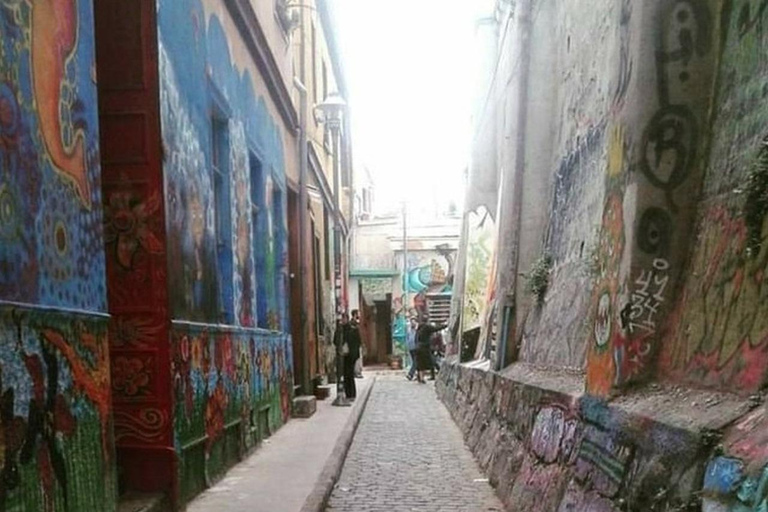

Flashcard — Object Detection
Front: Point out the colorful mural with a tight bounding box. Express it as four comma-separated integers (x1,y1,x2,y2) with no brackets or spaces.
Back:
156,0,295,503
0,0,114,510
0,308,114,512
0,0,106,311
392,247,455,347
158,0,288,329
462,207,495,332
171,324,292,503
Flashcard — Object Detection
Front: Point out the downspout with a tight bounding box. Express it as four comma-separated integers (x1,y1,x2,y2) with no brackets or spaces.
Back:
495,0,533,370
293,76,311,395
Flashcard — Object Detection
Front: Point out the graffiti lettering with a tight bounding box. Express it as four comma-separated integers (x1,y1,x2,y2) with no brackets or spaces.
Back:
640,107,699,202
629,259,669,335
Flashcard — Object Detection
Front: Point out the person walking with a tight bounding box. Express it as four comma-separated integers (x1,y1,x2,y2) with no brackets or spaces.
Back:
345,310,362,399
405,317,419,381
415,317,445,383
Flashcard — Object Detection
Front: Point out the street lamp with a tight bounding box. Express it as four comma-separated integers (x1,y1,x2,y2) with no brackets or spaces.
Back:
315,91,350,407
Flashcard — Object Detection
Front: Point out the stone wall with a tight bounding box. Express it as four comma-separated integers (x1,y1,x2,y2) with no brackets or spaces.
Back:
437,360,761,512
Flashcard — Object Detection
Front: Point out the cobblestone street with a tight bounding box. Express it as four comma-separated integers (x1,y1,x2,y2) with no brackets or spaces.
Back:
325,375,503,512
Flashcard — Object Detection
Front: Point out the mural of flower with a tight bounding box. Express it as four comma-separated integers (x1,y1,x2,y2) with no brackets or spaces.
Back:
205,382,228,446
103,190,163,269
112,356,151,397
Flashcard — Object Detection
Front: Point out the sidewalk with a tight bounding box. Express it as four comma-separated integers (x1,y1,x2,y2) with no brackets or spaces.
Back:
326,374,504,512
187,374,376,512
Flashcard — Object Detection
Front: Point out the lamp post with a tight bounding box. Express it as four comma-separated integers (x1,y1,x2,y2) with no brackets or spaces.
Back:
315,91,350,407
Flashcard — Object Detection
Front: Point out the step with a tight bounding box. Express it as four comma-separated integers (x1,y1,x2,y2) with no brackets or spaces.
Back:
314,385,332,401
292,395,317,418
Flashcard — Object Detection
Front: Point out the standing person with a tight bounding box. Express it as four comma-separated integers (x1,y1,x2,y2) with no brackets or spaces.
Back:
405,317,419,381
333,313,350,399
416,317,445,383
351,309,364,378
345,311,361,399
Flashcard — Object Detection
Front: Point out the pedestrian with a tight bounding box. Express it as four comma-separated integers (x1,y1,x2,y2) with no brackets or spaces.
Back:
333,313,351,398
405,317,419,381
351,309,364,378
345,310,361,399
415,316,445,383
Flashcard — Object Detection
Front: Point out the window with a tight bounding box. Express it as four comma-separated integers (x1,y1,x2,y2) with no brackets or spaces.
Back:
212,114,234,324
250,153,268,329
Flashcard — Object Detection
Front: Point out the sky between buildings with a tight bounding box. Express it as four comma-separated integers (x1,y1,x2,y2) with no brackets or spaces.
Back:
332,0,494,216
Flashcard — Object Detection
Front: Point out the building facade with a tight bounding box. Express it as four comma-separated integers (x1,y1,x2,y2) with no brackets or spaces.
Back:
0,0,352,509
350,208,460,364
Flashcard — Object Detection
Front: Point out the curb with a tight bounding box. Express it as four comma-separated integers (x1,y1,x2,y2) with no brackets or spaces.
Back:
300,376,377,512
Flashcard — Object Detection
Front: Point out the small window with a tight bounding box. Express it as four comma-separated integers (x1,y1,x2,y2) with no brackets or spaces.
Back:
212,114,234,324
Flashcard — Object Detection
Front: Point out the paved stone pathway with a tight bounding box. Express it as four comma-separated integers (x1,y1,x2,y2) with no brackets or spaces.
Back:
325,376,504,512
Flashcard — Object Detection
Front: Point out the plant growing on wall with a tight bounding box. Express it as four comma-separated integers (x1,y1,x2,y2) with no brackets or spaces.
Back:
526,253,553,305
742,136,768,258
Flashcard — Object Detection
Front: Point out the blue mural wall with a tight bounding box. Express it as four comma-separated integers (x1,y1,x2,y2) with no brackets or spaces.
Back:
157,0,294,503
0,0,114,510
158,0,288,330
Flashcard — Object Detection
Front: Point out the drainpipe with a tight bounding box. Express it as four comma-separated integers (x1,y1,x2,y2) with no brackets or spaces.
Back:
293,76,312,396
494,0,533,370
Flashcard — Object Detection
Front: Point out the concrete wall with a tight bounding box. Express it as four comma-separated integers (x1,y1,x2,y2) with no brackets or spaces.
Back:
0,0,115,509
447,0,768,509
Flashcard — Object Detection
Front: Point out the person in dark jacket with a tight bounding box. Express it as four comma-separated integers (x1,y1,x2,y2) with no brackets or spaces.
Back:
415,317,445,383
344,310,362,399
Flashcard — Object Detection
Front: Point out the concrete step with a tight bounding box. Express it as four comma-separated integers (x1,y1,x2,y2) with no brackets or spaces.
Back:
292,395,317,418
314,384,332,400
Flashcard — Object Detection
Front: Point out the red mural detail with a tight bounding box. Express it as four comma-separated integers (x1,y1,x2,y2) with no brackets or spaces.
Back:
205,381,227,448
112,356,153,397
114,408,169,445
587,193,625,396
31,0,90,208
104,190,163,269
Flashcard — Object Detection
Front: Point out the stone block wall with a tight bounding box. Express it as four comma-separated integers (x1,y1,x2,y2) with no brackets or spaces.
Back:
437,360,765,512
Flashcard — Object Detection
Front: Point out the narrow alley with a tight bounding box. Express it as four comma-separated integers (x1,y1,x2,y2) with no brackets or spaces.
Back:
325,376,503,512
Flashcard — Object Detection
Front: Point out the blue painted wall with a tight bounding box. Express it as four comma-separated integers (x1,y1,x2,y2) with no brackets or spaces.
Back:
0,0,114,510
158,0,289,330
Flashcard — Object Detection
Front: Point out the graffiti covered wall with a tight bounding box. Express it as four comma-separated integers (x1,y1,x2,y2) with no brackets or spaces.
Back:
658,0,768,394
0,0,115,510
